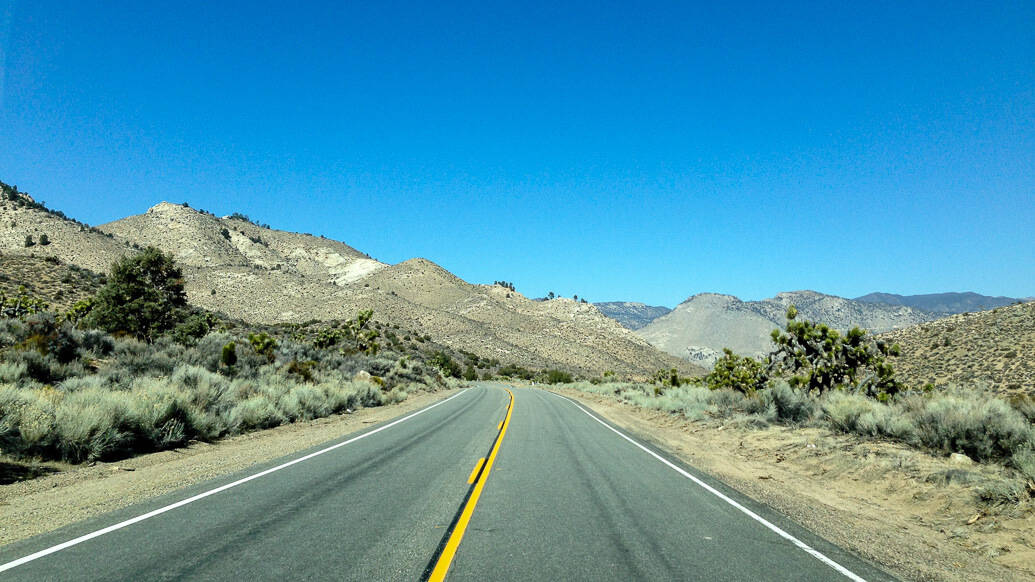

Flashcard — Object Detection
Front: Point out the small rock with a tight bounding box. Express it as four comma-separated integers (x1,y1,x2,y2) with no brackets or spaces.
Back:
949,453,975,465
354,370,373,383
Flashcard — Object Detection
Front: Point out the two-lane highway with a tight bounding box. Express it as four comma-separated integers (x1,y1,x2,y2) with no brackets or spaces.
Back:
0,384,896,581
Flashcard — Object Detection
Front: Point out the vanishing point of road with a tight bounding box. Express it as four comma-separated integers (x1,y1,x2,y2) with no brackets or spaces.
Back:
0,383,896,581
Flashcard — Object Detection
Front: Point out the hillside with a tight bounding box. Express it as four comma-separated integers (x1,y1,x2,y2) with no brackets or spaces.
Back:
0,254,106,312
880,301,1035,395
0,194,135,273
593,302,672,330
638,291,936,366
0,194,696,377
855,291,1027,314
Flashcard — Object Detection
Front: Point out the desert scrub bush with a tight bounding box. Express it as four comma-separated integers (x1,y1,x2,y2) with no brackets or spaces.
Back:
382,386,409,405
542,369,574,384
0,385,57,455
760,381,815,424
822,391,881,433
280,385,331,420
54,388,138,462
912,394,1032,463
0,361,28,383
1011,443,1035,482
229,395,285,432
976,479,1030,507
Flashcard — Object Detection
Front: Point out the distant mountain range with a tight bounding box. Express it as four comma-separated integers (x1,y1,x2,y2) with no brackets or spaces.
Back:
632,291,937,366
592,302,672,330
854,292,1030,314
594,290,1031,367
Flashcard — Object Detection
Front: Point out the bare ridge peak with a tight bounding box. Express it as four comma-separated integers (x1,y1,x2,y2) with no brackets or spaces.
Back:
682,292,741,304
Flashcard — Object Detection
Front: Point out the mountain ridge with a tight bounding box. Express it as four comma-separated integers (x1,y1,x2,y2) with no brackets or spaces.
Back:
637,290,937,366
0,194,698,378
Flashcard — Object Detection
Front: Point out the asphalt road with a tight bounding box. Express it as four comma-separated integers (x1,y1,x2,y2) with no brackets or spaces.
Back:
0,383,896,581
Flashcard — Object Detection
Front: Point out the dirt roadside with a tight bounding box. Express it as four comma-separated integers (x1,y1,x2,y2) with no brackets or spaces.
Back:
552,387,1035,582
0,388,459,547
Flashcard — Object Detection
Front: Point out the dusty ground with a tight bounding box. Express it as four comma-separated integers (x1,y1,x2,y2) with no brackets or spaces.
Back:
0,388,457,546
553,387,1035,582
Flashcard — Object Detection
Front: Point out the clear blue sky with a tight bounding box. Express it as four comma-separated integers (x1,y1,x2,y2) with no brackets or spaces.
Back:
1,1,1032,306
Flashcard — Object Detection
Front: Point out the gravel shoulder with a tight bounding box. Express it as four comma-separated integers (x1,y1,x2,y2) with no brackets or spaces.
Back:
0,388,458,546
552,387,1035,582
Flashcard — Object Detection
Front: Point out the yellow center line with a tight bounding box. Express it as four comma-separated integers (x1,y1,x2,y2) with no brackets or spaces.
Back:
428,388,514,582
466,458,486,484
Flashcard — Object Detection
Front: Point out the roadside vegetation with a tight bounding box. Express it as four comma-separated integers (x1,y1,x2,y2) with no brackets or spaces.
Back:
569,306,1035,507
0,247,468,466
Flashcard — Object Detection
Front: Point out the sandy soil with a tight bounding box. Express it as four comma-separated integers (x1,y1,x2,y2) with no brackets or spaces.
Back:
552,387,1035,582
0,388,458,546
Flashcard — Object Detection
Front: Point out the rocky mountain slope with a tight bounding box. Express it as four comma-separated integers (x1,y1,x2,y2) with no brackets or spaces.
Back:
593,302,672,330
879,301,1035,395
855,291,1027,314
638,291,936,366
0,193,696,377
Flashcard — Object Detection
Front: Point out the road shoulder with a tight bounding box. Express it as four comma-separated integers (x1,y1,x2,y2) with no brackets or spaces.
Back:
552,387,1035,582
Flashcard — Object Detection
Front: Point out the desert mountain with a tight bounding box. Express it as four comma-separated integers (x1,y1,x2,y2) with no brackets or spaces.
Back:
855,292,1028,314
0,193,697,377
638,291,936,366
593,302,672,330
879,301,1035,395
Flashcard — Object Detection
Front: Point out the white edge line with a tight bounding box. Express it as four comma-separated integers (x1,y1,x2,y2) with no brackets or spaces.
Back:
550,392,869,582
0,389,470,573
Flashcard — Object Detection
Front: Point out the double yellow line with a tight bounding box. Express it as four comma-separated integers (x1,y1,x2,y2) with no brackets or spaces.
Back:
428,389,514,582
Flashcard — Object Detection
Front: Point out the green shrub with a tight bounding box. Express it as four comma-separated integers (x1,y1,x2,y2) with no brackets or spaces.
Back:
85,247,188,341
430,351,461,378
544,369,573,384
221,342,237,368
977,479,1029,506
248,332,278,362
172,312,216,346
706,349,767,395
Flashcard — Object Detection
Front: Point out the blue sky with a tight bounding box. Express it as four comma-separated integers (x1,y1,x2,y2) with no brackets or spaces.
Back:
1,1,1032,306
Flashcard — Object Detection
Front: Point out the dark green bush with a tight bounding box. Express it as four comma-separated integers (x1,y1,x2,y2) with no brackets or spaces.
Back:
768,306,901,400
544,369,573,384
85,247,188,341
706,349,767,395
